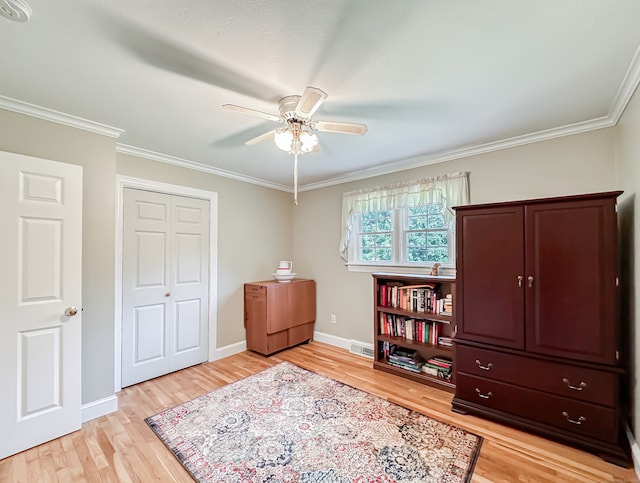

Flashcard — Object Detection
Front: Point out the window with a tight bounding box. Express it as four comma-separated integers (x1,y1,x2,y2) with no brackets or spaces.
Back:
353,204,452,267
339,172,469,272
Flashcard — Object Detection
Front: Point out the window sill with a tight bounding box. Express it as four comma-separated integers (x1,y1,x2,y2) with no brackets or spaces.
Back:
345,263,456,277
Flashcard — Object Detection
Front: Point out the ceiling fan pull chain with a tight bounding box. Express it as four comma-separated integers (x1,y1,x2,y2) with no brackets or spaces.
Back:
294,153,299,205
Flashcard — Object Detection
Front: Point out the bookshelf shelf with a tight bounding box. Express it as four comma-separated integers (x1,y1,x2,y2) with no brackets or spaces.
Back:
376,306,453,324
373,273,456,393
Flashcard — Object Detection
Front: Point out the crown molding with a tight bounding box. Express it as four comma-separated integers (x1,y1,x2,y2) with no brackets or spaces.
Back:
115,143,291,192
299,115,615,192
608,43,640,122
0,95,124,138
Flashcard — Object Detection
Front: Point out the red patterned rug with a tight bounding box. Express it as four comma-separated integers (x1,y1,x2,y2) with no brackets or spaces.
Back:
146,362,482,482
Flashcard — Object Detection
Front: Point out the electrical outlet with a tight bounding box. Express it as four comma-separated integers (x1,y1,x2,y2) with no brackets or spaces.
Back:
330,314,336,324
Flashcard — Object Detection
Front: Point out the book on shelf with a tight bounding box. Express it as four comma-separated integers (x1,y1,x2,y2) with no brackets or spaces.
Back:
438,336,453,347
378,281,454,317
422,365,453,380
387,345,424,373
379,313,454,347
426,356,452,370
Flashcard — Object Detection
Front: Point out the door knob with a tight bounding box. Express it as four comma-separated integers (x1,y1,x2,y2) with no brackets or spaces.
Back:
64,306,78,317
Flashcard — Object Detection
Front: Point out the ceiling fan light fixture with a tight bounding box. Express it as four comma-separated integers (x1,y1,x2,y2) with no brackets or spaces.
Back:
299,131,318,153
274,128,293,151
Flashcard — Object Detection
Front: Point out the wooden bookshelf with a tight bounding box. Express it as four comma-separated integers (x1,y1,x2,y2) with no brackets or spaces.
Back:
373,273,456,392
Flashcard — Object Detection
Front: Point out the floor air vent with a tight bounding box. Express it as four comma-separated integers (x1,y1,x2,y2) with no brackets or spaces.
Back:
349,340,374,359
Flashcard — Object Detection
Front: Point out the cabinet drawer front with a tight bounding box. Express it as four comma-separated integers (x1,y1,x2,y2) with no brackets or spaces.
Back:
456,345,616,407
456,373,617,443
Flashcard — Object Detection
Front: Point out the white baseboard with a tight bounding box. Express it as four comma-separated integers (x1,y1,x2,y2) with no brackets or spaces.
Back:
81,395,119,423
313,331,351,350
211,340,247,360
625,425,640,479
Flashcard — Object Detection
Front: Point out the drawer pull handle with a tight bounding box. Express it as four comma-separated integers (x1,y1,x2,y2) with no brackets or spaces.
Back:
562,411,586,425
475,360,493,371
562,378,587,391
517,275,523,287
475,388,493,399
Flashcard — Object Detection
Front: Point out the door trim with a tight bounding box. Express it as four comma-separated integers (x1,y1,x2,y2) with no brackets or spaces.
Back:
114,175,218,392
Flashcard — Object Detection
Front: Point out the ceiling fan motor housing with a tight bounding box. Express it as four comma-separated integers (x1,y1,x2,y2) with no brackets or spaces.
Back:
278,96,302,120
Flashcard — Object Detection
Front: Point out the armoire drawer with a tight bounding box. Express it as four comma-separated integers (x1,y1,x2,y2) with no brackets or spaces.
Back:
456,373,617,443
456,344,617,407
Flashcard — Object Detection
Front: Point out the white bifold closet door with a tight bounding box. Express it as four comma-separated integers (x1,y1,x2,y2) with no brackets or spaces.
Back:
121,188,209,387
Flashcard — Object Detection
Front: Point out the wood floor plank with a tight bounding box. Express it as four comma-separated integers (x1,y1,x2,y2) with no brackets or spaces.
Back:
0,341,637,482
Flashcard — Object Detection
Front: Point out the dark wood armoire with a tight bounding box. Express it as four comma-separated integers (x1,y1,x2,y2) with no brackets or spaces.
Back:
452,191,629,466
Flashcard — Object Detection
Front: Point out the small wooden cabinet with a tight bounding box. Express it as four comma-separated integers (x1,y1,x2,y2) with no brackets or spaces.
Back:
373,273,456,392
452,191,629,466
244,279,316,355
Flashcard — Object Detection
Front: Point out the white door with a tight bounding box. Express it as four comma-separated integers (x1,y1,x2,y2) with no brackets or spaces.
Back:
121,188,209,387
0,151,82,459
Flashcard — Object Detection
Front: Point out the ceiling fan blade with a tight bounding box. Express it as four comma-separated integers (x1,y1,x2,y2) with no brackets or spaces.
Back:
294,86,327,119
245,129,277,146
222,104,281,123
312,120,368,135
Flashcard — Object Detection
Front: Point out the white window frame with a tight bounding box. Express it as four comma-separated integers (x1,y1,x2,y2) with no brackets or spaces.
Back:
347,204,455,274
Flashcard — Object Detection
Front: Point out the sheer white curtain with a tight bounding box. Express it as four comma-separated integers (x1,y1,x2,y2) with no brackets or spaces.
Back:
339,171,469,261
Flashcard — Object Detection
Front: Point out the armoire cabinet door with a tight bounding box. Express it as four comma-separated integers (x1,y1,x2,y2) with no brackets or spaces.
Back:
524,198,618,364
456,205,525,349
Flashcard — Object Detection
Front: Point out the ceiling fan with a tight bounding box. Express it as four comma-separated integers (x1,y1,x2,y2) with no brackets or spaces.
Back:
222,86,368,204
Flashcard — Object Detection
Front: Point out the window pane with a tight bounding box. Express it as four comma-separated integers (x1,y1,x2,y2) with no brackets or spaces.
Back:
427,247,449,263
427,231,448,246
377,211,392,231
376,234,391,246
408,215,426,230
407,248,427,262
361,248,375,261
361,214,377,232
428,214,445,229
357,210,393,262
361,234,375,247
407,232,426,247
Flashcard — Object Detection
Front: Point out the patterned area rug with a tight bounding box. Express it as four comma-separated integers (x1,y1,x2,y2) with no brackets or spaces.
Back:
146,362,482,482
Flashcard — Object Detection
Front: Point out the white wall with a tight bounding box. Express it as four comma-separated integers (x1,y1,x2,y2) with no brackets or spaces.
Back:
293,129,617,345
614,84,640,437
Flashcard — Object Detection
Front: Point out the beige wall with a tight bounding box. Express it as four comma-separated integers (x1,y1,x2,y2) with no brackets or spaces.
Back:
116,154,294,347
614,85,640,437
293,129,617,344
0,109,117,404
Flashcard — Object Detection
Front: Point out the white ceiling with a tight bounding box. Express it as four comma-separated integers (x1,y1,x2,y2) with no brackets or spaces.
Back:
1,0,640,192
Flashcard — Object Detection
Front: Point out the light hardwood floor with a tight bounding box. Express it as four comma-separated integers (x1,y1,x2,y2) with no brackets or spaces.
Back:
1,341,638,482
